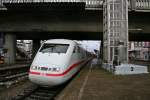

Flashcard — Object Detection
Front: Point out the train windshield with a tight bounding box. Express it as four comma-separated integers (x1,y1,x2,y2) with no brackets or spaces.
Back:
39,43,69,53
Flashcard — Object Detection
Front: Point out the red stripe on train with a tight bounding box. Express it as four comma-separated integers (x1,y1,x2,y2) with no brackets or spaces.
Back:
29,60,84,77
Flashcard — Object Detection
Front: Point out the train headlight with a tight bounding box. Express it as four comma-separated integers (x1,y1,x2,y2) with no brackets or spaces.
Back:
54,67,60,72
31,66,37,70
48,67,52,71
48,67,60,72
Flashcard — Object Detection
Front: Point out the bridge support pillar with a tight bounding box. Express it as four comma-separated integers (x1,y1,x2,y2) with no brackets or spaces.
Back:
32,39,41,59
4,33,16,64
103,0,128,65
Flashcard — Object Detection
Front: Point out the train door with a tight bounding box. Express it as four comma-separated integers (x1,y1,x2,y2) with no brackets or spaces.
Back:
77,46,82,59
71,45,81,63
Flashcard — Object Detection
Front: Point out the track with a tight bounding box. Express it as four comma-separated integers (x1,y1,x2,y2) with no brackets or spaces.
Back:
0,64,29,87
13,84,66,100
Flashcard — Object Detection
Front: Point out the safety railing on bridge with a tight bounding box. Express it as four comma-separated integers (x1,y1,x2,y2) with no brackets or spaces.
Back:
1,0,150,11
136,0,150,10
0,0,103,10
0,0,3,7
129,0,150,11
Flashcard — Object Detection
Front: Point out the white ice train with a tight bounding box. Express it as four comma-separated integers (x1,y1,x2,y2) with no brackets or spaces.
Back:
29,39,93,87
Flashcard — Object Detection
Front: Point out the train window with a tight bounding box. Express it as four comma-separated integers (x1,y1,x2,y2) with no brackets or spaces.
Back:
73,46,76,53
77,46,80,53
39,43,69,53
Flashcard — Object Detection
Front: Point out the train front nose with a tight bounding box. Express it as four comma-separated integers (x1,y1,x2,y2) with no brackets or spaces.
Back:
29,73,63,86
29,64,65,86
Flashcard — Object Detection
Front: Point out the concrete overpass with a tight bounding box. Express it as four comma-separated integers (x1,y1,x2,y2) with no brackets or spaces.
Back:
0,9,150,41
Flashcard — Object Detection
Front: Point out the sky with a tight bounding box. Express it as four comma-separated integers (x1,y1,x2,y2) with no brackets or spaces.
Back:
78,41,101,53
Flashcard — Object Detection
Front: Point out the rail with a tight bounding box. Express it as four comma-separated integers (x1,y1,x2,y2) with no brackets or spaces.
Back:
13,86,65,100
0,65,29,87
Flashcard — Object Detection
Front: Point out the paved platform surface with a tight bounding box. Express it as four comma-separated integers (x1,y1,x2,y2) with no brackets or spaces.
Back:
56,59,150,100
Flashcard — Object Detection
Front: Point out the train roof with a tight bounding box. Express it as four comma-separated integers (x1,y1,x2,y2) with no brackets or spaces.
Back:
44,39,77,45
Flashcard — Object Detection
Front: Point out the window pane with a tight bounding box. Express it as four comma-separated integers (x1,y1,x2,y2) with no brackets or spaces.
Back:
39,43,69,53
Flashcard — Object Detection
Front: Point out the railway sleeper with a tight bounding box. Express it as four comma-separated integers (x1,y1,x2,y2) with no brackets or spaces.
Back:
33,92,54,97
0,72,28,82
28,94,52,100
0,76,28,88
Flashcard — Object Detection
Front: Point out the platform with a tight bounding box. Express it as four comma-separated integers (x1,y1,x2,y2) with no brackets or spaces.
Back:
55,59,150,100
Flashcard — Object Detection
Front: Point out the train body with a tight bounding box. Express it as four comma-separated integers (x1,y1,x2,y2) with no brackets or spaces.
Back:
29,39,92,87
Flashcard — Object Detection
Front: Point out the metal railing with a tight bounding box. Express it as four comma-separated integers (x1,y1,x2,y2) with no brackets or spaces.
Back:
129,0,150,10
0,0,150,11
135,0,150,10
0,0,103,8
